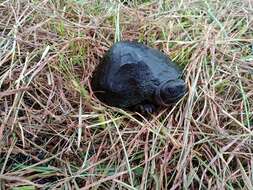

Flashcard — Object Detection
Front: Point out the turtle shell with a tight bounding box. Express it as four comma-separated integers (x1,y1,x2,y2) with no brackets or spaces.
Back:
91,41,183,109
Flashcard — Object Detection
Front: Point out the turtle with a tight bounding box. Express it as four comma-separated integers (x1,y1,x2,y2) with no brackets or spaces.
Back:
91,41,186,113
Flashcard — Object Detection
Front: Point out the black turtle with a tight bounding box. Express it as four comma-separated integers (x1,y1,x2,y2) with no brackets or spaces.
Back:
91,41,186,113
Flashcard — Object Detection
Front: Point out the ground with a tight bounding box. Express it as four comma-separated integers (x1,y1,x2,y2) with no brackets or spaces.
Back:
0,0,253,189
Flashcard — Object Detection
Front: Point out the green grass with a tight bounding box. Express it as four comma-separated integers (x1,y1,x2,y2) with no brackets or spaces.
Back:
0,0,253,189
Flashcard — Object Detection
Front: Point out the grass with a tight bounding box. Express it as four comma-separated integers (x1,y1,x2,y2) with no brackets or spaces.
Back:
0,0,253,189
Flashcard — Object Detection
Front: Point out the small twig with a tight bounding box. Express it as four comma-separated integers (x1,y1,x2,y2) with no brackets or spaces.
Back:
0,87,31,98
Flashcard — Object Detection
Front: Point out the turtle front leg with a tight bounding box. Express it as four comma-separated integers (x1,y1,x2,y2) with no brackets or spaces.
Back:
135,103,156,114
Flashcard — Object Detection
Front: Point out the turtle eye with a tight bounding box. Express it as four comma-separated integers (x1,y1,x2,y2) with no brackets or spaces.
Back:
170,82,186,94
161,80,186,102
155,80,186,106
166,86,178,97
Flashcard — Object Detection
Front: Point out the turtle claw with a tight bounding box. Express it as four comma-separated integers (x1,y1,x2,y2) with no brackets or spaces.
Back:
137,104,155,114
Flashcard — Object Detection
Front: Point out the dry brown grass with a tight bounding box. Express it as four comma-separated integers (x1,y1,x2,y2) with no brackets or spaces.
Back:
0,0,253,189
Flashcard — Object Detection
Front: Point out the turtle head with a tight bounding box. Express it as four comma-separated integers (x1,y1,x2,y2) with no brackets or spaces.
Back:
155,79,186,106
